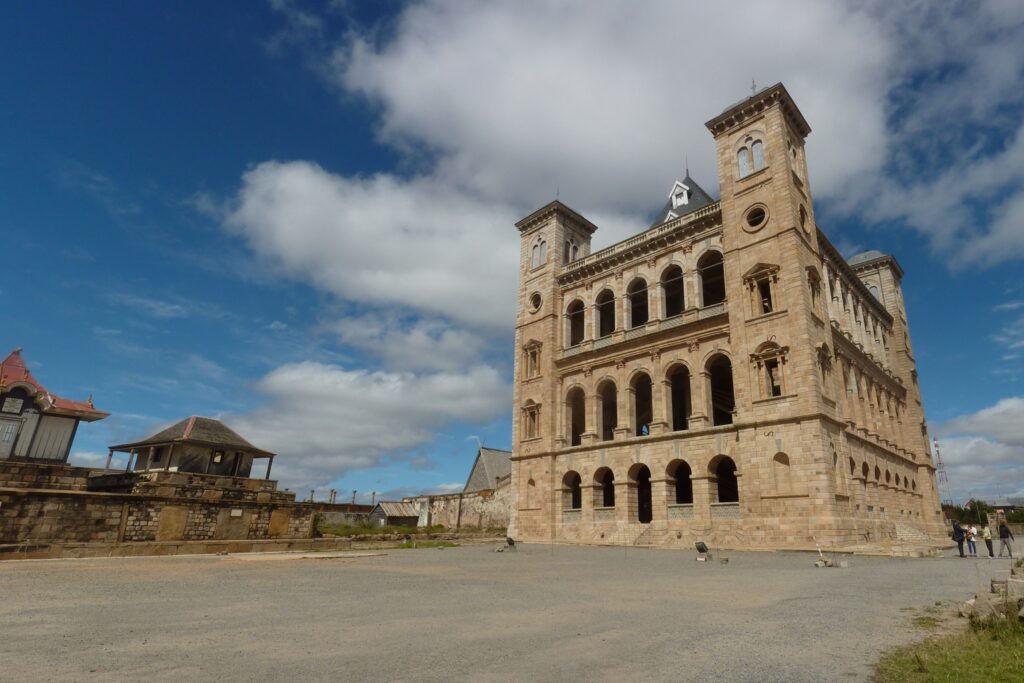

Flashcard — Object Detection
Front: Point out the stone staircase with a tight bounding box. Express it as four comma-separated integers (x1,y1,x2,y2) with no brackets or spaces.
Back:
894,522,932,544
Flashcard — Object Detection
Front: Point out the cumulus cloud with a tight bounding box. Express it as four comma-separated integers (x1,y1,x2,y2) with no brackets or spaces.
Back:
330,313,488,372
226,162,520,329
226,361,510,489
935,397,1024,500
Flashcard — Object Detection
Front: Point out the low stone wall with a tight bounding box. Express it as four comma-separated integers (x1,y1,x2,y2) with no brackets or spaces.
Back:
405,483,510,530
0,460,93,491
0,461,317,552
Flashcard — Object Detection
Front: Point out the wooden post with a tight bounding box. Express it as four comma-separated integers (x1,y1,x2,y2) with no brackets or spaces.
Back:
105,449,113,470
164,443,173,471
265,456,274,480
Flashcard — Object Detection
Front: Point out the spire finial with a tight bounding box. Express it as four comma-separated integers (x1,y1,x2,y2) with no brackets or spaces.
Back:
751,78,757,96
685,154,689,178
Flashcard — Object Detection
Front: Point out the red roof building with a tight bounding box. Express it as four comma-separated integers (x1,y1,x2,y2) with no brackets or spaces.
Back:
0,348,108,461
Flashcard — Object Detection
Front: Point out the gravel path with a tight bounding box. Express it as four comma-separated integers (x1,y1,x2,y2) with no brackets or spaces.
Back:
0,544,1004,682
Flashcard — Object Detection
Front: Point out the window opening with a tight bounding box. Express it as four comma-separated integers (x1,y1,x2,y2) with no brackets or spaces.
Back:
567,300,585,346
628,279,649,328
751,140,765,170
714,457,739,503
661,265,685,318
597,468,615,507
563,471,582,510
757,278,773,314
599,381,617,442
765,358,782,397
567,388,585,447
596,290,616,337
634,465,652,524
707,355,735,425
670,460,693,504
698,251,725,306
633,373,653,436
737,147,752,177
669,366,691,431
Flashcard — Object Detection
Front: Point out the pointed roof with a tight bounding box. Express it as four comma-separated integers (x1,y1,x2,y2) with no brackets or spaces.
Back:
463,447,512,492
110,415,274,456
0,348,108,420
649,175,716,227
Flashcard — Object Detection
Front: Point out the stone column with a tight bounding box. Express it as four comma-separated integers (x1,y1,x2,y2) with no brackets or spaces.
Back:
691,475,713,521
689,371,711,429
616,481,634,526
651,476,670,524
649,377,668,435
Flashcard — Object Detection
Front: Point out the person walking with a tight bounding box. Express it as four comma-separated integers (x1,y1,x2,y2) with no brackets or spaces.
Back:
998,522,1015,559
952,521,965,558
982,524,994,558
966,524,978,557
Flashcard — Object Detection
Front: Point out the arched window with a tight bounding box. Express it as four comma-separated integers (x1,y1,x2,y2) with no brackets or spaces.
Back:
707,355,735,426
632,372,653,436
627,279,649,328
531,239,547,268
698,251,725,307
667,460,693,504
849,457,856,476
737,147,752,177
661,265,685,318
566,300,585,346
712,457,739,503
596,289,616,338
598,380,617,442
751,140,765,170
566,387,586,447
563,471,582,510
595,468,615,508
772,453,791,492
572,244,579,260
669,365,691,431
630,464,652,524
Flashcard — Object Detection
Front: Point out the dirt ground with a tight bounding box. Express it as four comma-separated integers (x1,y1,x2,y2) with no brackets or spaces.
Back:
0,544,1004,682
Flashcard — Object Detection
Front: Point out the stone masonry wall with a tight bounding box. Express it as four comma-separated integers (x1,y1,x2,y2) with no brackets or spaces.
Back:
405,483,511,530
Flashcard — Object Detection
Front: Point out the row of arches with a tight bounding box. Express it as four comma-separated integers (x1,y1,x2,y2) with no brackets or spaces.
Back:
563,355,735,446
848,457,918,493
561,457,739,524
565,252,725,346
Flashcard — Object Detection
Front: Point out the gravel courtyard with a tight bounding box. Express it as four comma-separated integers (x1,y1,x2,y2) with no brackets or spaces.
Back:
0,544,1003,682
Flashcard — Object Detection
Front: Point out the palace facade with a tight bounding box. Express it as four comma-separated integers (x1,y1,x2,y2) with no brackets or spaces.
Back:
509,84,945,549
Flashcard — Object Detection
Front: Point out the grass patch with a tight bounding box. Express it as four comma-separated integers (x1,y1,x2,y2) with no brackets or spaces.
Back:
317,523,448,537
911,615,941,630
875,615,1024,682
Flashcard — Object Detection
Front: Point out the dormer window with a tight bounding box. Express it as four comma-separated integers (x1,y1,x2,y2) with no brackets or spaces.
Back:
672,185,690,209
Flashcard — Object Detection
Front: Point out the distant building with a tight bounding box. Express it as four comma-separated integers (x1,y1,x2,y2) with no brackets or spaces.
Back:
368,501,420,527
463,447,512,492
108,415,275,478
0,348,108,462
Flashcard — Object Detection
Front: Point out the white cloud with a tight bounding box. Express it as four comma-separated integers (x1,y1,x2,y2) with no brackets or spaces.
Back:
335,0,890,211
109,293,189,319
935,397,1024,500
226,162,520,329
330,313,487,372
226,361,510,489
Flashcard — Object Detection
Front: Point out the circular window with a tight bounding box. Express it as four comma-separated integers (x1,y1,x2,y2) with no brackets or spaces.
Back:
529,292,542,312
743,205,768,232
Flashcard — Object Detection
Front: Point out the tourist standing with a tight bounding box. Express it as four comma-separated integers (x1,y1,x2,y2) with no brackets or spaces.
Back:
952,521,965,558
981,524,994,558
998,522,1015,559
966,524,978,557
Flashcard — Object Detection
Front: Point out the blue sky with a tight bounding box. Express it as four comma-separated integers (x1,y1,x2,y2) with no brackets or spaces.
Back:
2,1,1023,503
